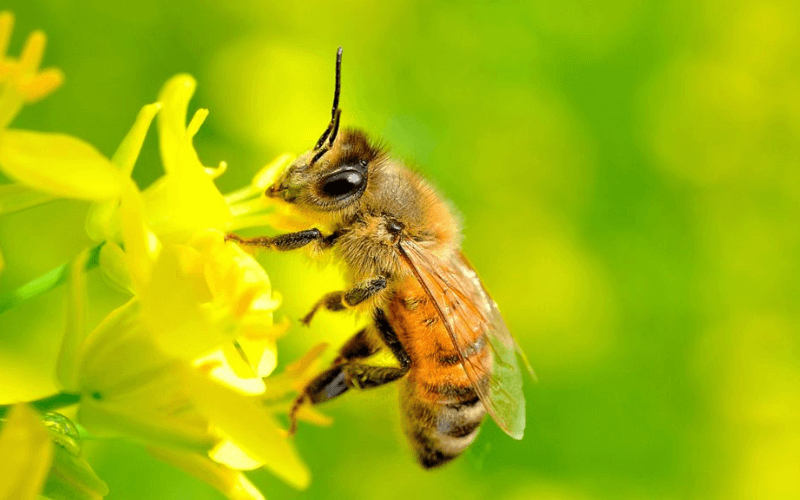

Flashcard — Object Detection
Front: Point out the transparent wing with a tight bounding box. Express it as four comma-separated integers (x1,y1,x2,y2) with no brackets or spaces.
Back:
398,239,528,439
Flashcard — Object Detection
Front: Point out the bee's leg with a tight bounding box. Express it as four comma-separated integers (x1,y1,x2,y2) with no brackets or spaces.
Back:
332,328,382,365
226,229,338,251
288,363,408,435
301,275,388,325
289,317,409,435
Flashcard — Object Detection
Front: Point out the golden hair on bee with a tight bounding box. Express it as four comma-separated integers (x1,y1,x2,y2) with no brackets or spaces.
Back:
228,46,530,469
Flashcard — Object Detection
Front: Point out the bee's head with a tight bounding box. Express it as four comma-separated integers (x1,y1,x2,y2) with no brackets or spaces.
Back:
267,128,382,211
266,47,383,213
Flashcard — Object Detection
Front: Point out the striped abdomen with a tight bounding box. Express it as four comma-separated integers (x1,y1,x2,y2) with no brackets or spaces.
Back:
388,276,491,468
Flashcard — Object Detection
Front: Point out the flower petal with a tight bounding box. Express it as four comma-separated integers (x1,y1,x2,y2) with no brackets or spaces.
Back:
183,370,310,490
251,153,295,191
97,242,133,293
0,404,54,500
0,183,55,215
157,74,195,176
0,12,13,61
142,168,231,238
79,398,214,454
0,130,125,200
119,179,159,291
195,348,266,395
139,244,230,360
56,249,90,392
149,446,265,500
112,102,162,177
208,440,263,471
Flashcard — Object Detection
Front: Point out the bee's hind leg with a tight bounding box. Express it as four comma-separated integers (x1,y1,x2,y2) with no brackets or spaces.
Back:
288,321,409,435
288,363,408,435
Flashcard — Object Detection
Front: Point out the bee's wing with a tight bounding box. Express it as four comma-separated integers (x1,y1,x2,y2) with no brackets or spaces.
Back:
398,240,528,440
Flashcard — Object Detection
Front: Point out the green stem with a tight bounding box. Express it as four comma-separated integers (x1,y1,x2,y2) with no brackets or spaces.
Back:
0,392,81,419
0,243,103,316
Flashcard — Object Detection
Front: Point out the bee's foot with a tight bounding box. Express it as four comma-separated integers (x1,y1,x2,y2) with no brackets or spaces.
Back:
300,308,318,326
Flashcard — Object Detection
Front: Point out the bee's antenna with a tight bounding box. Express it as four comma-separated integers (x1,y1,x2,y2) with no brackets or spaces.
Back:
314,46,344,152
332,46,343,120
329,108,342,146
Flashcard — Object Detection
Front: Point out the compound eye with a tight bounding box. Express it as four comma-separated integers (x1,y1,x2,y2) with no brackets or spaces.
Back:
321,169,365,200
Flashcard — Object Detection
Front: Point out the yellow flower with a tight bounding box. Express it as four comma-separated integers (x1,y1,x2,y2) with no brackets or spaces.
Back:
0,12,323,498
56,74,312,493
0,12,124,201
0,12,64,128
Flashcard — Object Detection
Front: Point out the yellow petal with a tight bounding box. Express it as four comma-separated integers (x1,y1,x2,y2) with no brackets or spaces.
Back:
209,440,262,471
149,446,265,500
0,12,13,60
223,338,278,380
56,249,90,392
79,398,214,454
195,348,266,395
157,74,196,175
84,197,118,242
0,404,54,500
251,153,295,191
97,242,133,293
140,244,230,360
112,102,161,177
85,102,161,243
0,130,125,200
0,244,4,274
76,300,166,396
119,179,159,291
183,370,310,490
0,183,55,215
142,168,232,239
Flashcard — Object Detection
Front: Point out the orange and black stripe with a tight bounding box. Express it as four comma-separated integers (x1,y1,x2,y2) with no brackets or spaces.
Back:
387,276,493,468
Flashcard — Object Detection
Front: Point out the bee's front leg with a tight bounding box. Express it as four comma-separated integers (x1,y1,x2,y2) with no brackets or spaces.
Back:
226,228,338,251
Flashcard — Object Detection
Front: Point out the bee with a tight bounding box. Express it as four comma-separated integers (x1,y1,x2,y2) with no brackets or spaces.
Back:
228,47,532,468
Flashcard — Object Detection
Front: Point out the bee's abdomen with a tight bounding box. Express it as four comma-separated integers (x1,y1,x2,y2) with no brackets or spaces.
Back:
400,375,487,469
388,280,491,468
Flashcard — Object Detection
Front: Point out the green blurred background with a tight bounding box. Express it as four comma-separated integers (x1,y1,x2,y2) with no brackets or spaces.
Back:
2,0,799,499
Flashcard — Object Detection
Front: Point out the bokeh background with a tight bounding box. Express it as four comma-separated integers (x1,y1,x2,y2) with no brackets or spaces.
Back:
2,1,799,499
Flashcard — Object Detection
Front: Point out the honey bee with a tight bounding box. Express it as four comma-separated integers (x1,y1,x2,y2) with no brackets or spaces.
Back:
228,47,532,468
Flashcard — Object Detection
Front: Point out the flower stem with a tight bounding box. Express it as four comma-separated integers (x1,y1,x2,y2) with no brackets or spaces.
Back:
0,392,81,419
0,243,103,316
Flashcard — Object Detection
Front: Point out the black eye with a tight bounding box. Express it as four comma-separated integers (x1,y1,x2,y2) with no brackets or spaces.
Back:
321,169,365,200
